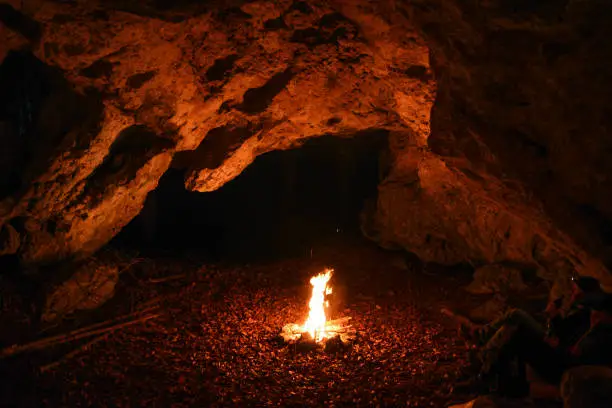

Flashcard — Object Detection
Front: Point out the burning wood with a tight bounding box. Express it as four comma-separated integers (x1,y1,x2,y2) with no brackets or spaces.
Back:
280,269,355,345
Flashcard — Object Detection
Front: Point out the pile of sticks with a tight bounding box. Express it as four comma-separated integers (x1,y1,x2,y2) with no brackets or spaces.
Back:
0,305,161,372
280,317,356,344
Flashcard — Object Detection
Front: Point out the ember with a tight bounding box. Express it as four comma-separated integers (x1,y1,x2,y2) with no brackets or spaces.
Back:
281,269,355,345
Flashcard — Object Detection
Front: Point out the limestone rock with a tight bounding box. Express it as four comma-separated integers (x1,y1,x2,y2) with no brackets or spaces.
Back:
0,223,19,256
404,0,612,285
0,0,610,300
469,295,507,323
42,258,119,322
561,365,612,408
0,0,432,266
466,265,528,295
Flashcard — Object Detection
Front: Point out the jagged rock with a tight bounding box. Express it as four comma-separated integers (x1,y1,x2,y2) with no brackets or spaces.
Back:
0,0,609,301
561,365,612,408
42,258,119,322
0,0,432,266
404,0,612,285
469,295,507,323
466,265,528,295
0,223,19,256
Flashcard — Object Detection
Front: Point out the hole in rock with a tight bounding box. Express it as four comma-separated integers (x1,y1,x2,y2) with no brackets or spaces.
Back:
113,131,389,261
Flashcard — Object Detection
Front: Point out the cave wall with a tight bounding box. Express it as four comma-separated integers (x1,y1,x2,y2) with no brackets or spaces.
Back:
396,0,612,286
0,0,610,291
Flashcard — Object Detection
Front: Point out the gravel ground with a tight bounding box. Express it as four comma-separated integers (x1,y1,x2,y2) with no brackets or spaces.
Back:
2,242,474,407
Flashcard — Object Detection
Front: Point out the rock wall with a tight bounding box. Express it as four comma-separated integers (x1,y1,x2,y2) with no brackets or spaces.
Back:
0,0,610,290
399,0,612,286
0,0,432,266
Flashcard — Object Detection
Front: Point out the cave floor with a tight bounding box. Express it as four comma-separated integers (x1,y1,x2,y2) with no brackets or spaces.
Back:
2,241,534,407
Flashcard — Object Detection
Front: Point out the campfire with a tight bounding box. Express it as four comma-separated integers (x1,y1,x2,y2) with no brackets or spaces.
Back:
280,268,355,346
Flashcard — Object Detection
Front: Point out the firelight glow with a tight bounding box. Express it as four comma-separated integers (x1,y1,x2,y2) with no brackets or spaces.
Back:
279,268,354,344
301,269,334,342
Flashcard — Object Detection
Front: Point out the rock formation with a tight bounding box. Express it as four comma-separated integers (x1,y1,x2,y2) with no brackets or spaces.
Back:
0,0,611,291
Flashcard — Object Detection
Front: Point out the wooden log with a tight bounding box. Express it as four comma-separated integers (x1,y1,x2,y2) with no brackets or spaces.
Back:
39,333,110,373
1,313,160,359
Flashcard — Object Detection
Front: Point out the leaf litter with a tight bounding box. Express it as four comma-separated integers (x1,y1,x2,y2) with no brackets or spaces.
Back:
29,244,472,407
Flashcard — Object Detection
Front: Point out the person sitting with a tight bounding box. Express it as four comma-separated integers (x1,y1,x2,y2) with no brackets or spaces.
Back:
444,275,612,398
546,276,598,348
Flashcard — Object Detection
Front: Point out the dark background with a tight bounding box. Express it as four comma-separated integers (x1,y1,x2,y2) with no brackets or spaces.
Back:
113,131,389,261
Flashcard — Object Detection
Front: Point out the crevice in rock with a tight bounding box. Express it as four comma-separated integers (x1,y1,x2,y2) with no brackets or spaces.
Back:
205,54,239,82
126,71,157,90
83,125,175,206
95,0,210,22
79,59,116,79
264,16,287,30
403,65,431,81
290,12,358,47
236,68,294,114
288,0,313,15
215,6,252,22
173,123,256,171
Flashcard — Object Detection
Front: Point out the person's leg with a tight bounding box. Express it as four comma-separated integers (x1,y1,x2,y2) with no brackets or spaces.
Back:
479,310,554,379
476,308,546,344
479,328,568,397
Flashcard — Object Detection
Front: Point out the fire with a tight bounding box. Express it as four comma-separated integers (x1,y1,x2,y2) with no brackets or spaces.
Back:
301,269,334,342
280,268,354,345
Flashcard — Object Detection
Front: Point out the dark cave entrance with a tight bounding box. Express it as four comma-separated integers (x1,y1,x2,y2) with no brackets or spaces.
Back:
113,130,390,261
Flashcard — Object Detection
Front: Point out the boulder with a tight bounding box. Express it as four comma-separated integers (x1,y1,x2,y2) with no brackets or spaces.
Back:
469,295,508,323
466,265,528,295
0,223,19,256
561,365,612,408
42,258,119,323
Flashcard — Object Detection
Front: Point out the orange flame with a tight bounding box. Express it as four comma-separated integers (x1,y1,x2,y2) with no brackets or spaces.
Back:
301,268,334,342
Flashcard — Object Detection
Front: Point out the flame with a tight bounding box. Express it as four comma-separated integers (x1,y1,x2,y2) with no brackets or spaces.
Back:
280,268,354,344
301,269,334,342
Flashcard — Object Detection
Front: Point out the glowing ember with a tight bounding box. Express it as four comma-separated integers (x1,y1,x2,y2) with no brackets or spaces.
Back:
302,269,334,342
280,268,355,345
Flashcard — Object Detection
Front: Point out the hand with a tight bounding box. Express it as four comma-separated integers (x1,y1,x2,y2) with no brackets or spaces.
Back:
544,336,560,348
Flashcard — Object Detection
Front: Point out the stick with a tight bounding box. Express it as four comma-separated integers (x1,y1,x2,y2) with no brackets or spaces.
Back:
39,333,110,373
118,258,144,275
1,313,160,359
327,317,352,325
148,273,187,284
137,296,164,309
41,304,159,340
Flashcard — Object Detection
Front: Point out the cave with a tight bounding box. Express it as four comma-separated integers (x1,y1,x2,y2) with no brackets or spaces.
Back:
2,0,612,407
113,131,388,261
